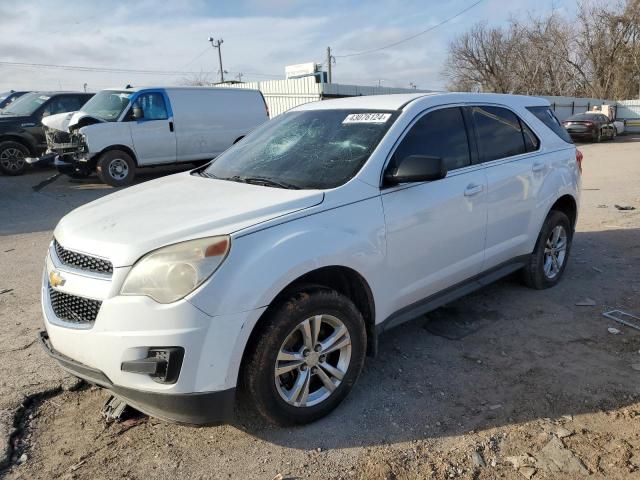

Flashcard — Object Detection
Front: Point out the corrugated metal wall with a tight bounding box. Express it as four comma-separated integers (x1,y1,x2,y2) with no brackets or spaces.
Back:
616,99,640,133
216,78,430,117
541,95,613,121
216,78,321,117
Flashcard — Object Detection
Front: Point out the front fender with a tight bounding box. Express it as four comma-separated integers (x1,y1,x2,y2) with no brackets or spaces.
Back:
188,196,387,319
80,122,135,156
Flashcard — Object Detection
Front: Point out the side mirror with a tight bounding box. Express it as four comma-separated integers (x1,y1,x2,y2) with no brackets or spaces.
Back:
131,106,144,120
384,155,447,185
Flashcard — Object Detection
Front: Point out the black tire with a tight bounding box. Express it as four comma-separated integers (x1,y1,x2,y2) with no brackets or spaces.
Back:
0,141,29,175
522,210,572,290
96,150,135,187
243,289,367,426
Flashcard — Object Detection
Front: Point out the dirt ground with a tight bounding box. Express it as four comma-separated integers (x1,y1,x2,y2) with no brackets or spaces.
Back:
1,137,639,480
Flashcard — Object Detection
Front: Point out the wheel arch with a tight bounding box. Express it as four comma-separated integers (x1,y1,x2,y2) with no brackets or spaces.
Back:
549,194,578,231
98,145,138,166
237,265,377,387
0,135,36,155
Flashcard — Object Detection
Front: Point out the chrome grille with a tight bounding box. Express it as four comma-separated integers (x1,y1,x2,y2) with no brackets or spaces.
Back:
54,240,113,275
49,287,101,324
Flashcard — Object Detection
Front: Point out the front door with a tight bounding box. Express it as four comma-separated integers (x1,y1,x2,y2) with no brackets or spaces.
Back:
380,106,488,317
128,91,176,165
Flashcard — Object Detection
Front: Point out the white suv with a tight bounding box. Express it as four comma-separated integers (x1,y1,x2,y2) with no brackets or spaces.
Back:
40,93,581,425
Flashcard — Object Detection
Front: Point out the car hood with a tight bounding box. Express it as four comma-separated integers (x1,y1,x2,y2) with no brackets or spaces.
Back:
54,172,324,267
41,111,104,132
0,115,29,125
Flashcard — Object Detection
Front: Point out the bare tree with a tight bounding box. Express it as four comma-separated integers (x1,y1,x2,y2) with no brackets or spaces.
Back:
177,70,214,86
444,0,640,99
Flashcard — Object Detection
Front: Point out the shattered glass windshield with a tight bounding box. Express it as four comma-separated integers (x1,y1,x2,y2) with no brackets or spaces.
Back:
1,92,49,116
80,90,132,121
204,109,398,189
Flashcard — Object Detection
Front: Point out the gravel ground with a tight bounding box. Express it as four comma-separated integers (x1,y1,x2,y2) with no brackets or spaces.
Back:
1,137,639,479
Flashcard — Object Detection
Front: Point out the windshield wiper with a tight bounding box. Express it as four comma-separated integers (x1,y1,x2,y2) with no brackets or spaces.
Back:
230,175,301,190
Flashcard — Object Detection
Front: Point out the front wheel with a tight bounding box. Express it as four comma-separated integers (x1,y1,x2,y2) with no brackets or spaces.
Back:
96,150,135,187
243,289,367,425
522,210,572,289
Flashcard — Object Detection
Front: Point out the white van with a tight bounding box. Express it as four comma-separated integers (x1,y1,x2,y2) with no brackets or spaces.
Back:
42,87,269,186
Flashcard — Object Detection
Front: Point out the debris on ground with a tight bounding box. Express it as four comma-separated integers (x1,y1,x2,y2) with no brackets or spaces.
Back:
631,364,640,372
592,266,603,273
471,451,486,468
614,204,636,211
555,427,573,438
0,289,13,295
537,437,589,475
608,327,621,334
575,298,596,306
603,310,640,331
101,396,131,423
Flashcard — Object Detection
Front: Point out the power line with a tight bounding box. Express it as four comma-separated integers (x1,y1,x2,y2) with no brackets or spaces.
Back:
334,0,485,58
0,60,282,79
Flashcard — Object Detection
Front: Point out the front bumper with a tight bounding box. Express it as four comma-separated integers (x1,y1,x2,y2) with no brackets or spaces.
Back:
39,331,235,425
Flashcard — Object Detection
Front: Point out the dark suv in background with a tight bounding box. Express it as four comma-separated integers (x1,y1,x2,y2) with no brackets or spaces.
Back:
0,91,93,175
0,90,29,110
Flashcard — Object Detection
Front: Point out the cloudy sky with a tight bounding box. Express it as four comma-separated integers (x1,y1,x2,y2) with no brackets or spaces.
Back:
0,0,575,92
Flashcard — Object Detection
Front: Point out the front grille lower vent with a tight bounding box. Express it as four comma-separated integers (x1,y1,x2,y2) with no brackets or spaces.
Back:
49,287,101,324
54,240,113,275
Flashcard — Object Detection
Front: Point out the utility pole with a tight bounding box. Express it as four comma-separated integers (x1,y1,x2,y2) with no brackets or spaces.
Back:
326,46,333,83
208,36,225,83
236,72,243,82
83,82,87,92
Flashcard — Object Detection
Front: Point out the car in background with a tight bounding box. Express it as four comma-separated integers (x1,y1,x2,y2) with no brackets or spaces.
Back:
0,91,93,175
43,86,269,186
562,112,616,142
0,90,29,110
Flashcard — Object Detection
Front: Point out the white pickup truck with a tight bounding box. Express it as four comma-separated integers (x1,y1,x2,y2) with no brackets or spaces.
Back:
42,86,269,186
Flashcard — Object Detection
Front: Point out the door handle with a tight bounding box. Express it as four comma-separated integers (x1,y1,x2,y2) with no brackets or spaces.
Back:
532,162,545,172
169,121,174,132
464,183,484,197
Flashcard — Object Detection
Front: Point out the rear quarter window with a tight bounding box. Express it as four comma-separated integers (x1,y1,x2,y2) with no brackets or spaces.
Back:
527,106,573,144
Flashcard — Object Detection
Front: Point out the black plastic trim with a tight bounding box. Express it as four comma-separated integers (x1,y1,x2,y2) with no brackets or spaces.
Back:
39,331,235,425
377,255,529,334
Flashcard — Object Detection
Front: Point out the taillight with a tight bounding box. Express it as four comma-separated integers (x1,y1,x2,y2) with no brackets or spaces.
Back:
576,149,583,174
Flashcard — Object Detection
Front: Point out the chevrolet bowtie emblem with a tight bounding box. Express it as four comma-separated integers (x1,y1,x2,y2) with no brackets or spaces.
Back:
49,270,66,288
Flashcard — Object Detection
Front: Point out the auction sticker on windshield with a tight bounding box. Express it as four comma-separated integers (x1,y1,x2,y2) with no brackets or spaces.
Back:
343,113,391,124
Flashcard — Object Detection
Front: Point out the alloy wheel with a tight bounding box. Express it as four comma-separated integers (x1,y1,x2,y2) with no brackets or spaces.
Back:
543,225,567,279
0,147,25,172
274,314,352,407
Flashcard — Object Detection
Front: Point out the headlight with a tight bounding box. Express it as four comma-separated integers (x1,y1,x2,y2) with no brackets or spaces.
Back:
120,236,230,303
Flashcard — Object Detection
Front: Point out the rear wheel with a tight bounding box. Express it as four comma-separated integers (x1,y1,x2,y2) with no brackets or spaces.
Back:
243,289,366,425
522,210,572,289
96,150,135,187
0,141,29,175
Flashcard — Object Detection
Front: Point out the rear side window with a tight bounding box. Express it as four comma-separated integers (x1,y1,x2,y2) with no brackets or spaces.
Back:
527,106,573,144
472,106,536,162
393,107,471,171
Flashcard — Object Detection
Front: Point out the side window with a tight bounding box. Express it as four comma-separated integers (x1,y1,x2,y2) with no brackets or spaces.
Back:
42,96,84,117
393,107,470,171
521,120,540,152
472,106,528,162
133,92,168,120
526,106,573,144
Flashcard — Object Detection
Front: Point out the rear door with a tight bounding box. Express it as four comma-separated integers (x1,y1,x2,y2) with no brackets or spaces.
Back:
470,105,544,269
127,90,176,165
381,106,488,315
